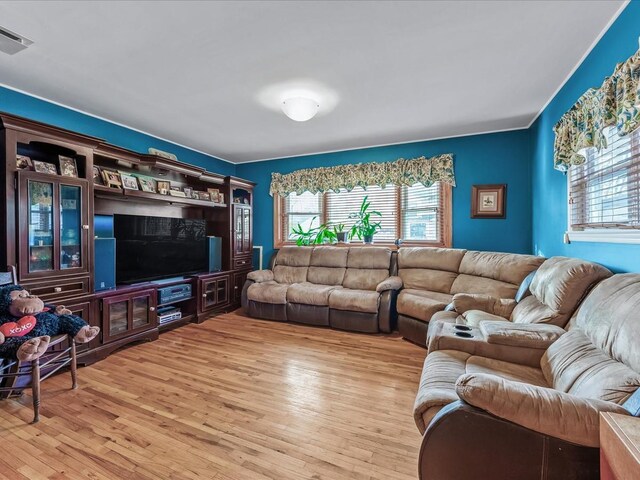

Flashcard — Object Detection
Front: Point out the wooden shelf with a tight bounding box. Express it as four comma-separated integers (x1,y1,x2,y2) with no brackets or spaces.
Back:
94,185,227,208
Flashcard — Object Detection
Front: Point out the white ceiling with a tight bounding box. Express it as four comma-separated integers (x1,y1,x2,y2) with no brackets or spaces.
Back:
0,1,626,163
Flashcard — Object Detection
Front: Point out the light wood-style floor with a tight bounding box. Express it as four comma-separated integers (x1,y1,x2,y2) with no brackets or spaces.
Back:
0,311,426,480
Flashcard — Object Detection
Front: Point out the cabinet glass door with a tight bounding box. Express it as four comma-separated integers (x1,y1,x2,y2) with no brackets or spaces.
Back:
109,300,128,337
235,208,243,255
242,209,251,254
60,184,82,269
132,296,150,329
28,180,54,272
217,278,228,304
202,280,217,310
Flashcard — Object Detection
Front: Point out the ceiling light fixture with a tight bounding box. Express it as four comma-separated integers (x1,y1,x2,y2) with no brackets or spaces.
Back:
281,97,320,122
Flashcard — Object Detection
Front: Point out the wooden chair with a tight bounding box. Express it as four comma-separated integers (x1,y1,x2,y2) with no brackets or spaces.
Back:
0,266,77,423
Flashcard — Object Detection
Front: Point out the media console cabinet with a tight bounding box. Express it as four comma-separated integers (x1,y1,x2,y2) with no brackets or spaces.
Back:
0,112,254,364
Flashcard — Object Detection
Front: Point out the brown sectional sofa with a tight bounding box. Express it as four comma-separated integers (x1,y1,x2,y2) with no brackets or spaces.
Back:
396,247,545,346
241,246,401,333
413,273,640,479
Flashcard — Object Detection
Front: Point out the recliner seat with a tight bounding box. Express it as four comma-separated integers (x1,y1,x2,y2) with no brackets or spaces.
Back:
413,274,640,480
241,246,402,333
396,247,545,346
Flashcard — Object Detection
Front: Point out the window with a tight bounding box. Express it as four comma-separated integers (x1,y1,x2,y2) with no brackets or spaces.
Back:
274,182,452,247
568,126,640,243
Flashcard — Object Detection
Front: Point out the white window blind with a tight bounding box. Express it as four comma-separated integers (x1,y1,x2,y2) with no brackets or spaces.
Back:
326,185,396,242
569,126,640,230
401,183,441,241
279,182,449,245
284,191,322,240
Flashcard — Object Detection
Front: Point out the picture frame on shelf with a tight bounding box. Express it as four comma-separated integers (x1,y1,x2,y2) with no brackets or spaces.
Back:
120,172,139,191
137,176,156,193
183,186,193,198
92,166,104,185
207,188,220,203
157,181,171,195
217,193,224,204
196,191,211,201
471,184,506,219
101,169,122,189
169,187,186,198
58,156,78,177
16,155,32,170
33,160,58,175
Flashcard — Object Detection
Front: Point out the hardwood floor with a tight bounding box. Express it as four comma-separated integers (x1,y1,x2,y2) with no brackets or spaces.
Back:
0,311,426,480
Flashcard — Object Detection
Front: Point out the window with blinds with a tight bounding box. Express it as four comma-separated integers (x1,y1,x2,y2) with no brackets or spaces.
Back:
277,182,451,246
569,126,640,231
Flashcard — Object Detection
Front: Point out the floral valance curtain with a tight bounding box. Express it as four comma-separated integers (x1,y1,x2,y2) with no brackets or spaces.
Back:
269,154,455,197
554,44,640,172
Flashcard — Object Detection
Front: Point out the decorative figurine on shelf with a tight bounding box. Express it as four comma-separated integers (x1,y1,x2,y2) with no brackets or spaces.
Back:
0,285,99,361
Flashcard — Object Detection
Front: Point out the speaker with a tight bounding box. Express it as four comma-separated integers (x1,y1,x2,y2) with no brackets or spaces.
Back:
94,237,116,291
207,236,222,272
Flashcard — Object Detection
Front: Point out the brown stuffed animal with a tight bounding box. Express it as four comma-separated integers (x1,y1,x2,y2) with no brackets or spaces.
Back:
0,285,99,361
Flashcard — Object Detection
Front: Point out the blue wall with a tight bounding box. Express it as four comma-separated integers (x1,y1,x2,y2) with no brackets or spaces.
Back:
0,86,234,175
237,130,533,262
530,1,640,273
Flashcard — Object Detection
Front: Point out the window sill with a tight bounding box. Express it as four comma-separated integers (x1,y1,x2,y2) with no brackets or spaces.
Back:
274,240,450,250
567,230,640,245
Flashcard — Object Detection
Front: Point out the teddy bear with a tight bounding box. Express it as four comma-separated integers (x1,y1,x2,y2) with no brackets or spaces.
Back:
0,284,100,362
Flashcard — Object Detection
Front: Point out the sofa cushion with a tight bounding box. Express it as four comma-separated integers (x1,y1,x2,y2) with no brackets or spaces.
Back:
450,274,519,298
399,269,458,293
397,289,451,322
458,251,545,287
276,246,313,266
511,295,565,326
273,265,309,284
307,247,348,285
343,268,390,291
247,281,290,305
529,256,612,315
413,350,548,434
347,247,391,269
329,288,380,313
460,310,510,327
541,329,640,404
399,247,466,271
287,282,341,306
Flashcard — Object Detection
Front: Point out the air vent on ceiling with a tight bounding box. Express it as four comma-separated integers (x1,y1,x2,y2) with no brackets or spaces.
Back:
0,26,33,55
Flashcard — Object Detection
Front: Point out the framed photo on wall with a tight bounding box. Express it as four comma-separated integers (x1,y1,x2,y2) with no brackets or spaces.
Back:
471,184,506,218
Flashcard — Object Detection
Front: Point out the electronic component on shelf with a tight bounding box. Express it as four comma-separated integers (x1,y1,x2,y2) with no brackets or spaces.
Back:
157,284,192,305
157,306,182,325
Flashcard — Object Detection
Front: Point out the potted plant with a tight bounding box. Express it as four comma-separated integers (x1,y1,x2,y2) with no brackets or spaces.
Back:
333,223,348,243
348,196,382,244
291,218,337,245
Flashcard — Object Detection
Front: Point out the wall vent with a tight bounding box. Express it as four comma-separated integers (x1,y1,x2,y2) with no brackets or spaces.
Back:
0,26,33,55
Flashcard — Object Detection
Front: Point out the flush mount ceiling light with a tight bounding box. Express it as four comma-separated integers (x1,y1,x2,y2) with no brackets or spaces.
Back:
281,97,320,122
256,80,338,121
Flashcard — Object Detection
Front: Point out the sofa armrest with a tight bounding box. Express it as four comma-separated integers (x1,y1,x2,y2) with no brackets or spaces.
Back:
246,269,274,283
376,276,403,292
455,373,629,448
427,320,558,367
451,293,517,317
479,321,565,349
419,401,600,480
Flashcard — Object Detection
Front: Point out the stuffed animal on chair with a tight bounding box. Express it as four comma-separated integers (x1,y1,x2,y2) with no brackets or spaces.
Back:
0,285,99,361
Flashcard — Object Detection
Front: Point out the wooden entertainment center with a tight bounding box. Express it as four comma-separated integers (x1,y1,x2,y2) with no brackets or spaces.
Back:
0,112,254,364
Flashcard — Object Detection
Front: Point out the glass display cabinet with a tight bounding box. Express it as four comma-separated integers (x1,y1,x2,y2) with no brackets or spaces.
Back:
18,171,89,280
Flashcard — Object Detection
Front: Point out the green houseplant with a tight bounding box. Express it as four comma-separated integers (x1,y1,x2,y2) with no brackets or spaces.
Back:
349,196,382,244
333,223,348,243
291,218,337,246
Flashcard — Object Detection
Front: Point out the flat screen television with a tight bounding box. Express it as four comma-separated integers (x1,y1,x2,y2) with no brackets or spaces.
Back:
114,214,207,284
